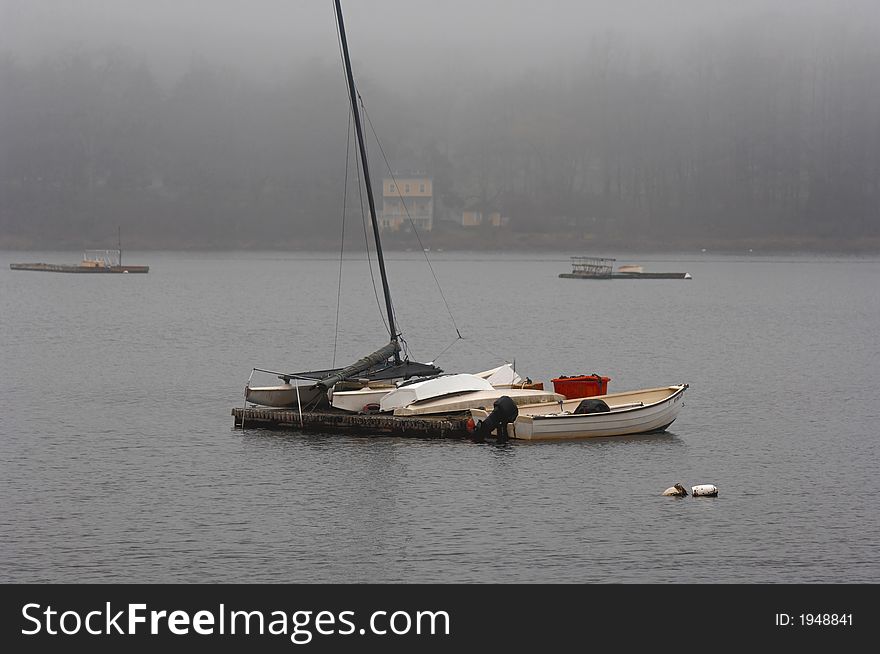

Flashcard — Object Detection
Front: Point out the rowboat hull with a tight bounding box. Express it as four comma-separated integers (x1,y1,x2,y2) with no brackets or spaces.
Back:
470,384,687,440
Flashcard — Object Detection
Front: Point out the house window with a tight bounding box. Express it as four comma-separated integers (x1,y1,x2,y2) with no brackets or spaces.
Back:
419,183,426,193
404,184,410,193
389,184,395,193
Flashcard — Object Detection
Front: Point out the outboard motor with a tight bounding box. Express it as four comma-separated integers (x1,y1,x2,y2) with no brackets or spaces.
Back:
472,395,518,443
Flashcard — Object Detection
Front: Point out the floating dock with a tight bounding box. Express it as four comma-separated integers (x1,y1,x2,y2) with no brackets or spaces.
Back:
232,406,471,438
10,248,149,273
10,263,149,273
560,256,690,280
560,271,691,280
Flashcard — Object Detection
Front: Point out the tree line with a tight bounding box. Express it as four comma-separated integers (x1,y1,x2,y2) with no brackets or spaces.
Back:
1,16,878,251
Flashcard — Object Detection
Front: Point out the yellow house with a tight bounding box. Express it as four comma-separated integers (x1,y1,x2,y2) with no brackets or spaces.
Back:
382,176,433,231
462,210,482,227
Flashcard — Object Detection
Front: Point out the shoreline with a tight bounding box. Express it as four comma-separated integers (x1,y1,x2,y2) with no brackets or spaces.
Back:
2,234,879,255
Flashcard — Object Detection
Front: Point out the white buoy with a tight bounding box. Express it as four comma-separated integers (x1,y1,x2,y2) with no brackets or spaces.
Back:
691,484,718,497
662,483,688,497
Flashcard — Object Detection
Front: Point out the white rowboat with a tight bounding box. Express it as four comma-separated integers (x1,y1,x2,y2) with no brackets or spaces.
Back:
469,384,688,441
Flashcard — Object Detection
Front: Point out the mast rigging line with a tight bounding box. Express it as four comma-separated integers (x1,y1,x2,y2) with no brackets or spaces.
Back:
360,102,463,342
333,1,396,347
332,0,458,366
332,110,352,368
355,107,396,340
333,0,400,364
356,126,393,338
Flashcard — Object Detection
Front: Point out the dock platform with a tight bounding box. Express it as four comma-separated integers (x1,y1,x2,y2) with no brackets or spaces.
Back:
559,256,690,280
560,271,691,280
232,406,471,438
10,263,149,273
11,248,149,273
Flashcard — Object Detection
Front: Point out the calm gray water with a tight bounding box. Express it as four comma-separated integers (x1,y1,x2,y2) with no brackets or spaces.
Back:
1,250,878,583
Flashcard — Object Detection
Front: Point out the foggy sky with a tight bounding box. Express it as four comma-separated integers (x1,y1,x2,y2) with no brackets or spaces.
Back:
2,0,879,250
4,0,877,86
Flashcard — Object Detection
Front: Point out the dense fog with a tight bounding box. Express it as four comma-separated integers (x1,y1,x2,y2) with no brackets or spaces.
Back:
1,0,878,250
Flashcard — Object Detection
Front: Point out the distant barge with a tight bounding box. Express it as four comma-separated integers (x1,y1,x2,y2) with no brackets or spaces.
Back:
233,406,471,438
560,256,690,280
10,249,149,274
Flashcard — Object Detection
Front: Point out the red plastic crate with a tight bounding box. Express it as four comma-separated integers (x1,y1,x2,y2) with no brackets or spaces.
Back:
551,374,610,399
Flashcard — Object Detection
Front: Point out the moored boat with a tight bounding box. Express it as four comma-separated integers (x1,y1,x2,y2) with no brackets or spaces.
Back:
469,384,688,440
234,3,690,443
244,358,441,409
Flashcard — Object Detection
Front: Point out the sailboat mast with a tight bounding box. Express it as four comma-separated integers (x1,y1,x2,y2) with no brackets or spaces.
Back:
333,0,399,362
117,226,122,266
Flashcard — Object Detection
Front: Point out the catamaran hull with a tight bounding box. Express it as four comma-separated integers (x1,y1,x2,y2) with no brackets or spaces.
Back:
245,384,328,408
470,385,688,440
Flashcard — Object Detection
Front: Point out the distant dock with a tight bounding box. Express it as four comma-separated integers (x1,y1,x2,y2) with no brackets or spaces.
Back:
10,263,149,273
10,249,149,273
560,271,691,280
560,256,690,280
233,406,471,438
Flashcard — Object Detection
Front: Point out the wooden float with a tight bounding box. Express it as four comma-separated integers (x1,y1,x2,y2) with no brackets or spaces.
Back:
232,406,471,438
